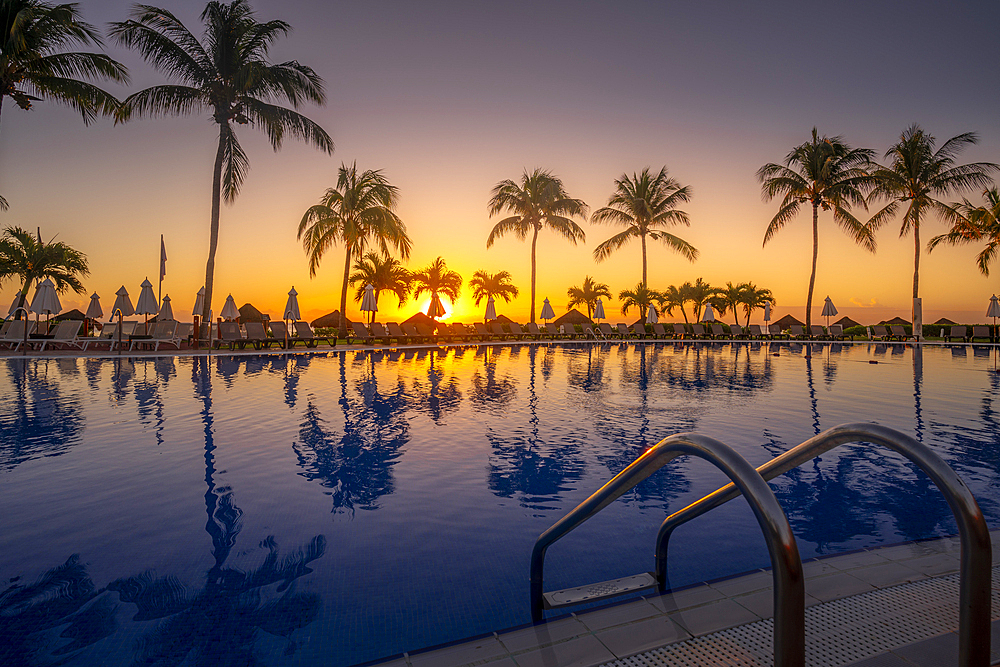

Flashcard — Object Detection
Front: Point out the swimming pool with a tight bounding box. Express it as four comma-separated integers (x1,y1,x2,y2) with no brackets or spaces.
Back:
1,342,998,665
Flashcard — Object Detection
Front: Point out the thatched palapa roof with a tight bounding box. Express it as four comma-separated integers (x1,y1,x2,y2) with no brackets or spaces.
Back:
773,314,804,328
553,308,592,326
833,316,861,328
239,303,266,322
933,317,958,325
879,316,910,326
493,314,514,324
403,311,437,327
56,308,86,320
312,310,351,328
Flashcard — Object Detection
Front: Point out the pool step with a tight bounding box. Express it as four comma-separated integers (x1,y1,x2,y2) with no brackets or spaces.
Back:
542,572,657,609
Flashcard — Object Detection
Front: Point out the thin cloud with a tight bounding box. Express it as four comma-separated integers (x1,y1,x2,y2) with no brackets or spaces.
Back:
849,297,880,308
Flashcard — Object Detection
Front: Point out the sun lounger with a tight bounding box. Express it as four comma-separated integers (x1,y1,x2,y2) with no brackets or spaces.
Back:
767,324,787,340
416,323,436,342
672,323,688,339
213,321,246,350
32,320,83,351
81,321,134,351
561,324,579,339
581,325,598,339
788,325,807,340
828,324,850,341
710,323,728,339
868,325,889,341
971,325,992,343
491,323,511,341
351,322,373,344
690,323,708,339
889,325,908,342
746,324,764,340
369,322,393,344
523,322,542,340
403,323,426,343
268,321,292,348
616,323,633,339
544,323,561,339
294,321,333,347
244,321,282,349
945,326,966,343
129,321,181,351
446,322,470,342
387,322,411,344
810,325,827,340
508,323,529,340
473,322,492,341
597,322,616,339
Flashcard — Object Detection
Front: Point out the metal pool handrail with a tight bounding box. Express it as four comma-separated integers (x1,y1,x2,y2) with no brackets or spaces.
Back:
655,423,991,667
530,434,805,667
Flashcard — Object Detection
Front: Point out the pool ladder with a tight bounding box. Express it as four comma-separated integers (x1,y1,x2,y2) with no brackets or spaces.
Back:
529,423,992,667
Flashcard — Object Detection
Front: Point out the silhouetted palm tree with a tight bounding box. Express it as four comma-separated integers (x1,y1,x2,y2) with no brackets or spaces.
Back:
411,256,461,319
487,168,587,322
929,186,1000,276
685,277,718,321
469,270,518,307
0,225,88,317
618,282,663,324
869,125,998,305
349,252,411,311
298,163,411,337
738,283,775,328
111,0,333,324
566,275,611,319
657,284,688,323
758,128,875,328
592,167,697,285
715,281,748,328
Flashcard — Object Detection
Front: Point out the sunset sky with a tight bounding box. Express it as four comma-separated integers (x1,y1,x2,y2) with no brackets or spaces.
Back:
2,0,999,326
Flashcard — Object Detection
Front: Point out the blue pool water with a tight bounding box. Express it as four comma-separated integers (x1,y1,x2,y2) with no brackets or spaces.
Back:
1,342,999,665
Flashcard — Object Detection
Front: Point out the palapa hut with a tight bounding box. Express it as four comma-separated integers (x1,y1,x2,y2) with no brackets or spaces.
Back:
239,303,266,322
933,317,958,325
403,311,439,331
833,316,861,328
55,308,86,320
493,314,514,324
311,310,350,328
879,316,910,326
773,314,804,329
553,308,592,326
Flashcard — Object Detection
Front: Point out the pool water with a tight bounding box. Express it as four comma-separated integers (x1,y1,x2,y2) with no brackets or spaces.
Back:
1,342,998,665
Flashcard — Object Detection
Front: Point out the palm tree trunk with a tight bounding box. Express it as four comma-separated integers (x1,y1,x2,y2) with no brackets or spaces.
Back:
202,127,226,324
805,203,819,330
641,233,647,286
529,224,539,323
681,305,688,324
912,217,920,300
339,245,352,339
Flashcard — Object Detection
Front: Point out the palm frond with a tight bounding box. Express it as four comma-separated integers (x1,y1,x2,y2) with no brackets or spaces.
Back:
241,97,333,153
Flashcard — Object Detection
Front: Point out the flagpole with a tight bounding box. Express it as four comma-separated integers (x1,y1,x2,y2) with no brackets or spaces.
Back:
158,234,166,308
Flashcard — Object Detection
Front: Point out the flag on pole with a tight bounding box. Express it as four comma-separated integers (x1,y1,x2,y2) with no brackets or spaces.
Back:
159,235,167,280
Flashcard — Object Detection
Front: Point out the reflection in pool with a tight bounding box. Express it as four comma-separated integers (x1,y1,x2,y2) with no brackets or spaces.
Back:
1,342,998,665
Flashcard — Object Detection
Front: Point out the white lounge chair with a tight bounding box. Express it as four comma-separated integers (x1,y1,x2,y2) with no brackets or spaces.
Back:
33,320,83,351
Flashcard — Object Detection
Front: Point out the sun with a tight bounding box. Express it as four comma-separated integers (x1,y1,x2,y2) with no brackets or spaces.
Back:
418,298,451,321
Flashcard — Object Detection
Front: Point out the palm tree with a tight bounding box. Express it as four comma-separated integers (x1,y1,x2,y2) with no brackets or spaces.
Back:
591,167,697,285
566,275,611,319
348,252,411,315
111,1,333,325
0,225,88,318
686,277,719,322
487,168,587,323
411,256,462,320
716,282,748,328
929,186,1000,277
469,270,518,321
758,128,875,329
869,125,998,312
657,284,689,323
738,283,775,328
618,282,663,324
298,164,411,338
0,0,128,209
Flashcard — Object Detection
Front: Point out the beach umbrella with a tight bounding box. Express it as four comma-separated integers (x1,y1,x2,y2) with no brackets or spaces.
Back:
702,302,715,322
484,296,497,323
110,286,135,319
158,295,174,321
647,304,658,324
360,283,378,325
427,294,446,319
821,296,838,327
30,278,61,333
284,287,301,322
85,293,103,336
135,278,159,333
193,287,206,318
221,294,240,321
988,295,1000,322
540,297,555,323
7,291,26,317
764,301,771,324
594,298,606,322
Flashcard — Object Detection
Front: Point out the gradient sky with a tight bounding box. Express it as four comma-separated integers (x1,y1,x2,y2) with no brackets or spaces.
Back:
3,0,999,326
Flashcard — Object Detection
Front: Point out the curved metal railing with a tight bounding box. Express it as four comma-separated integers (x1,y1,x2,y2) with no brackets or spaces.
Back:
655,423,991,667
530,433,805,667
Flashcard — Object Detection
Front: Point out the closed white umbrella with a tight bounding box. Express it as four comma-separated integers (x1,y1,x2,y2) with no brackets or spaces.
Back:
135,278,159,333
427,294,446,319
988,295,1000,319
540,297,555,322
360,284,378,325
594,298,606,322
8,291,26,316
821,295,838,327
158,295,174,321
192,287,206,318
30,278,61,334
85,293,103,319
647,304,658,324
220,294,240,321
484,295,496,322
110,286,134,319
763,301,771,324
284,287,301,322
702,302,715,322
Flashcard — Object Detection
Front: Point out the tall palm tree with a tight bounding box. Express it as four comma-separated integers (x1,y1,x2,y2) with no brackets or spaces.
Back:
0,225,88,317
411,256,461,319
349,252,411,313
298,164,411,338
487,168,587,323
738,283,775,328
591,167,697,285
929,186,1000,277
111,1,333,325
869,125,998,310
566,275,611,319
685,277,719,322
758,128,875,328
618,282,663,324
468,270,518,321
716,282,749,328
657,284,689,323
0,0,128,209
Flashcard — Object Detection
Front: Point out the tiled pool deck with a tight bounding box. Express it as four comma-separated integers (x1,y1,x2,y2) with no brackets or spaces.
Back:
366,531,1000,667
